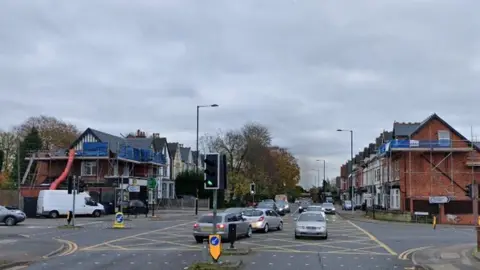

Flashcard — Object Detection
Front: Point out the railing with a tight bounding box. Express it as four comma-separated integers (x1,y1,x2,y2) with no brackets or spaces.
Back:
76,142,166,164
378,140,473,154
466,155,480,165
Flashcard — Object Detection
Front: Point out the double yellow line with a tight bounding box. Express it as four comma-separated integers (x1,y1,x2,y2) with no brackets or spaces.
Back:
398,246,431,260
55,239,78,257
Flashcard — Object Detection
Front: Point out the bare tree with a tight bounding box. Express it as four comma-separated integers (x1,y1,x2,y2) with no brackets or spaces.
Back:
0,130,17,175
14,115,80,150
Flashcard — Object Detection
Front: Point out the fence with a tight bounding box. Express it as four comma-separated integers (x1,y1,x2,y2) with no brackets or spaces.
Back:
157,198,210,210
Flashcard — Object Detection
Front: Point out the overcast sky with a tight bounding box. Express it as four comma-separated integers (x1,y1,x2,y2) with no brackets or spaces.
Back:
1,0,480,188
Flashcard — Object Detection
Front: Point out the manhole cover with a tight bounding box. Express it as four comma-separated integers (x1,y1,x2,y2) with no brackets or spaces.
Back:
440,252,460,259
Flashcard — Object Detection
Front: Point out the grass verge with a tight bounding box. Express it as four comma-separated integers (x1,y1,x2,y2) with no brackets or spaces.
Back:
57,225,84,229
188,261,242,270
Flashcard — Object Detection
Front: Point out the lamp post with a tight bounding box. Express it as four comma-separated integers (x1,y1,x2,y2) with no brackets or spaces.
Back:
316,159,326,187
195,104,219,215
337,129,354,213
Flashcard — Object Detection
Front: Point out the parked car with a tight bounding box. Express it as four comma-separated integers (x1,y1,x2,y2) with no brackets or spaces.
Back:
342,200,353,210
193,212,252,243
242,208,283,233
0,205,26,226
294,211,328,239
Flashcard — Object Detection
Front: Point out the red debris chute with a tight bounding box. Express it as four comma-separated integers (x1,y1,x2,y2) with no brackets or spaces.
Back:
49,149,76,190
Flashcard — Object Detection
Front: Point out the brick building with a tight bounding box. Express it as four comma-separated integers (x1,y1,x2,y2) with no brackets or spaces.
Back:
339,113,480,225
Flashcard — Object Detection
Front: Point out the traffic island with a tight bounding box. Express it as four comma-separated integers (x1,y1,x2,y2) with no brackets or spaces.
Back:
57,225,84,229
187,260,242,270
222,247,251,255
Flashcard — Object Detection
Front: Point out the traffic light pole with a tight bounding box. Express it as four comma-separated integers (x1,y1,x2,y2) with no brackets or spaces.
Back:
212,189,218,234
72,175,76,227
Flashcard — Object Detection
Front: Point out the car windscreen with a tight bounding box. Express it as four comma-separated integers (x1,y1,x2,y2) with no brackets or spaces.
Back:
276,201,286,206
298,213,325,222
322,203,333,208
198,215,223,223
243,210,263,217
306,206,322,211
257,203,273,208
344,201,352,205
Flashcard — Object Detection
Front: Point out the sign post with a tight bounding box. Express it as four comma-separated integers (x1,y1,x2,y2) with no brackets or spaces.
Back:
113,212,125,229
148,178,157,217
208,234,222,262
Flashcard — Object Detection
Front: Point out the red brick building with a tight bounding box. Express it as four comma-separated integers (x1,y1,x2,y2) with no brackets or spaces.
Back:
340,113,480,225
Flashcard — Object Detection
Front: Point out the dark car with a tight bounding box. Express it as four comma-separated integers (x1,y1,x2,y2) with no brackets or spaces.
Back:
321,203,336,214
256,201,279,213
298,201,310,213
275,200,290,215
124,200,148,215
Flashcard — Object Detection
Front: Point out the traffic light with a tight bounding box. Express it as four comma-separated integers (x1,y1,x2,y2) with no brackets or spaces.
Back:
250,183,256,194
219,154,228,190
465,184,472,199
204,153,220,189
67,176,73,194
78,180,87,193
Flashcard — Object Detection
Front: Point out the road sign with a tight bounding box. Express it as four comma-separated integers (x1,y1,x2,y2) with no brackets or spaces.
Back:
429,196,450,204
208,234,222,261
113,212,125,229
148,178,157,189
127,185,140,192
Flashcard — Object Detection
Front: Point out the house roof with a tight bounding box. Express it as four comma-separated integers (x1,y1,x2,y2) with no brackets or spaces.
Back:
167,143,179,158
192,150,199,161
125,138,152,149
180,147,191,162
70,128,126,153
393,122,420,137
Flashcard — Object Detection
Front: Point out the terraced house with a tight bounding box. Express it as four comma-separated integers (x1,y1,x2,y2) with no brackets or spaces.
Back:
340,113,480,225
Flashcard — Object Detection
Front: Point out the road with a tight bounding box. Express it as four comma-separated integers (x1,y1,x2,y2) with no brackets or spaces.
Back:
3,208,476,269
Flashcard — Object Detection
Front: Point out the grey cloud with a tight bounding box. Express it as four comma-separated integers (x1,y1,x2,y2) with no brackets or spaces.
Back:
1,0,480,188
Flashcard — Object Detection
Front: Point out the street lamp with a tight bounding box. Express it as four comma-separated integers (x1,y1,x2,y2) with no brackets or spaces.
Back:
337,129,354,213
196,104,219,170
316,159,326,188
195,104,219,216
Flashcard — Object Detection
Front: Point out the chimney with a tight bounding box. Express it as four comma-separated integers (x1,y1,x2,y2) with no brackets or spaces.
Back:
152,133,160,138
179,143,183,147
137,129,141,136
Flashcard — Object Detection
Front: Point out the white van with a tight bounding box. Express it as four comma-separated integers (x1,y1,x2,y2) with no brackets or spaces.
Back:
37,190,105,218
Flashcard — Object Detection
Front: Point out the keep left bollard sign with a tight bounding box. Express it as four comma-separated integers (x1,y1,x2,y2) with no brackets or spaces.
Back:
113,212,125,229
208,234,222,261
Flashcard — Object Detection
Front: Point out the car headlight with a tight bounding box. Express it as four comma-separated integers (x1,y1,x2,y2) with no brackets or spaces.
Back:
332,208,335,211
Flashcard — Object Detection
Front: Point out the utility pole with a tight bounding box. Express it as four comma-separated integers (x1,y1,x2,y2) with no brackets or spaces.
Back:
16,139,21,209
350,130,354,213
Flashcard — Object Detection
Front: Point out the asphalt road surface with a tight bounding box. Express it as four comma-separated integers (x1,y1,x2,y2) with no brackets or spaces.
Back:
21,212,416,269
6,208,476,269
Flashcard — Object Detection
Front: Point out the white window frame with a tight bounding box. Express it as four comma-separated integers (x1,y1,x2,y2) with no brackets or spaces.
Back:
390,189,400,209
438,130,450,141
81,161,97,176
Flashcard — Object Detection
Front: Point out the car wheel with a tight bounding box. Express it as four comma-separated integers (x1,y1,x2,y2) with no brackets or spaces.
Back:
294,234,299,239
263,223,269,233
49,211,59,219
246,226,253,238
5,216,16,226
277,222,283,231
323,233,328,240
195,237,203,244
93,210,101,217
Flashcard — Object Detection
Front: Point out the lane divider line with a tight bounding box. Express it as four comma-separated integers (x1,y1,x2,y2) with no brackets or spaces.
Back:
347,220,398,256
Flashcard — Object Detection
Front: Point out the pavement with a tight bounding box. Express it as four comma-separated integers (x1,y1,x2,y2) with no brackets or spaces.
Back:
412,244,480,270
3,207,478,269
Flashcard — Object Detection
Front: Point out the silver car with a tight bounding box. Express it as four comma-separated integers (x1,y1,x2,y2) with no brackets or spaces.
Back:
294,211,328,239
242,208,283,233
321,202,336,214
304,205,326,218
193,212,252,243
0,205,26,226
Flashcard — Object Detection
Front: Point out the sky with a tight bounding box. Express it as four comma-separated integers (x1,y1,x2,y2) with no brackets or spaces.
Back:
1,0,480,189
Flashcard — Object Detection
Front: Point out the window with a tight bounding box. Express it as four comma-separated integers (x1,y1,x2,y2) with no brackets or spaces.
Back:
162,183,167,198
438,130,450,140
82,161,97,176
390,189,400,209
